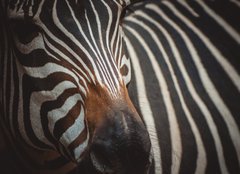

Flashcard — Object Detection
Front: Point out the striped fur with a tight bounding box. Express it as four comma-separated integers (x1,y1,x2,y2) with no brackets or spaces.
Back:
123,0,240,174
0,0,139,173
1,0,240,173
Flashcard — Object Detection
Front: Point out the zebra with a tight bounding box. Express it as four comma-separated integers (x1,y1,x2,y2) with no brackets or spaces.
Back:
122,0,240,174
0,0,152,173
1,0,240,174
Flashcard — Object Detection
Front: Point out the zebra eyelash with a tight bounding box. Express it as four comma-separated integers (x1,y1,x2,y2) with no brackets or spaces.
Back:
10,19,42,43
120,5,135,24
120,0,146,21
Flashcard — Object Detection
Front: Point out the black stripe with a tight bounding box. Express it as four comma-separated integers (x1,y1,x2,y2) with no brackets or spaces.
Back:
41,87,80,149
22,72,78,149
124,1,240,173
201,0,240,32
124,21,173,174
53,95,82,140
157,6,240,172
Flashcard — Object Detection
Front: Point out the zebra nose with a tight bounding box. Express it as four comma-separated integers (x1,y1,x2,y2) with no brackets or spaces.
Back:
90,141,115,173
90,110,151,173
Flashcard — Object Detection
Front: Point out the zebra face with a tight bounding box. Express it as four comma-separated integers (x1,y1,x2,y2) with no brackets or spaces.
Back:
7,0,151,173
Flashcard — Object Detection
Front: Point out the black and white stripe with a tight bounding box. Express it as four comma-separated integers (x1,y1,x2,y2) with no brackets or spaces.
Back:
0,0,134,173
123,0,240,173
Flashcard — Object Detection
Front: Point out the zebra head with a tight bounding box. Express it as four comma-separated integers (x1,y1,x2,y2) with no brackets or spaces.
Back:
5,0,151,173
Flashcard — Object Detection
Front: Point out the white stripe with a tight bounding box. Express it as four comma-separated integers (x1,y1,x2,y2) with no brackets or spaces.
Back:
15,33,45,54
85,8,115,93
65,0,104,85
110,6,121,54
74,133,89,162
113,0,122,6
125,32,163,174
16,60,49,149
161,1,240,168
17,59,39,149
147,3,231,174
126,11,207,174
89,0,117,90
196,0,240,44
42,36,87,94
72,69,88,95
116,27,125,68
162,1,240,93
230,0,240,7
84,11,112,90
29,81,77,148
23,62,76,79
48,93,82,134
114,32,121,65
102,0,122,88
59,107,85,147
125,23,182,174
35,21,92,83
33,0,45,20
177,0,199,17
52,1,96,83
117,37,124,80
100,1,120,95
124,36,162,174
89,0,119,96
40,35,61,62
44,38,90,85
23,62,87,96
96,61,109,88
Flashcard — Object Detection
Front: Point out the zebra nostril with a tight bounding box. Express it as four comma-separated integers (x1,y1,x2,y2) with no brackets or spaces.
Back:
90,142,115,174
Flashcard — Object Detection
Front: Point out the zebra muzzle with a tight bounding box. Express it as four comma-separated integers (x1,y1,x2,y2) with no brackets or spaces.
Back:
89,108,151,174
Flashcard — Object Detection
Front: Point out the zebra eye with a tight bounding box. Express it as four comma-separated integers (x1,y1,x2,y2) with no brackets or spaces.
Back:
11,19,41,43
120,5,134,20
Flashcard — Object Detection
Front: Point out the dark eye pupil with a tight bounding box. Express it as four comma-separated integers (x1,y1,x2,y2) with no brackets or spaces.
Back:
12,20,40,44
